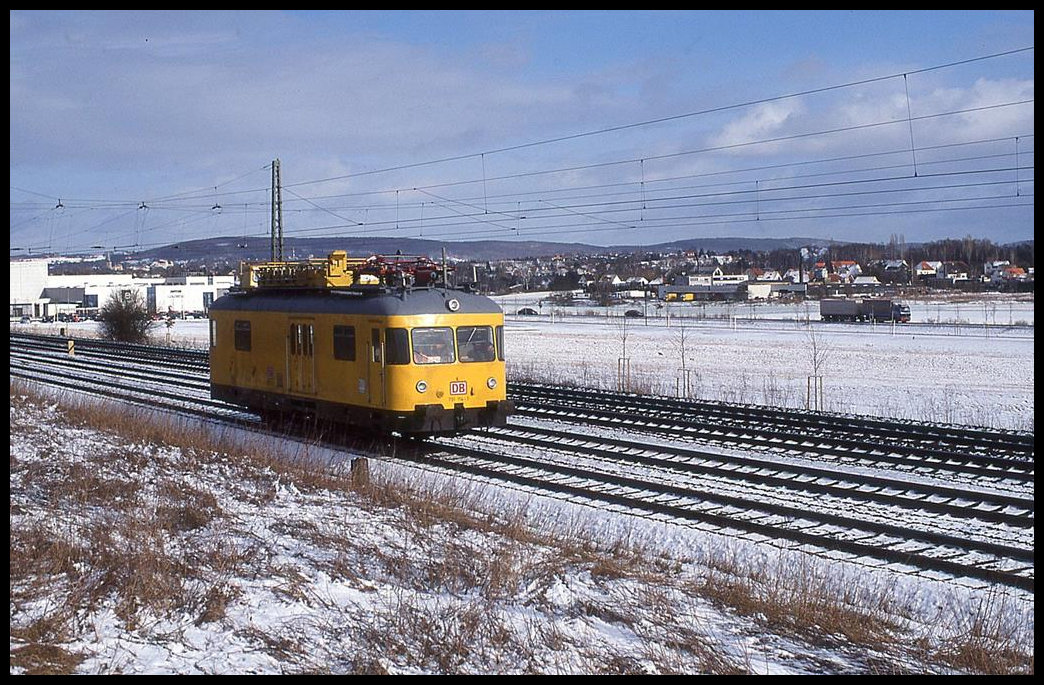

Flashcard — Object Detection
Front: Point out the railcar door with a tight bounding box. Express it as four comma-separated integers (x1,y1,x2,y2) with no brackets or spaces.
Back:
367,327,386,407
287,320,316,395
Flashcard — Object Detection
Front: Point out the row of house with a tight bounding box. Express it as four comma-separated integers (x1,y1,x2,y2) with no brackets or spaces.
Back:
595,256,1033,302
11,250,1033,317
9,258,235,321
982,260,1032,284
657,268,807,301
911,259,1033,285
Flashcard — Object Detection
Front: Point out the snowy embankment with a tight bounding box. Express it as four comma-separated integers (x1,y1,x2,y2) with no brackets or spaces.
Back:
9,389,1035,675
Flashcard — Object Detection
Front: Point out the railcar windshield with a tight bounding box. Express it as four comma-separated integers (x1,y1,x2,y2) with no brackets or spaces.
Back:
412,326,455,364
456,325,496,362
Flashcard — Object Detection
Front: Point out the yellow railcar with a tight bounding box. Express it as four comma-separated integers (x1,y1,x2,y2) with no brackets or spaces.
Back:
209,253,513,435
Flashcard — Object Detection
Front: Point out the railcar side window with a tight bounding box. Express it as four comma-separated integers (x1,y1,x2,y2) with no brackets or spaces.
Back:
457,325,496,362
333,325,356,361
234,320,251,351
496,325,504,361
209,319,217,348
412,326,455,365
385,328,410,365
289,323,314,356
371,329,382,363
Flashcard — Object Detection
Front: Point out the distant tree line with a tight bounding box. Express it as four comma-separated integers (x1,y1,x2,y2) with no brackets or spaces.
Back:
764,237,1033,273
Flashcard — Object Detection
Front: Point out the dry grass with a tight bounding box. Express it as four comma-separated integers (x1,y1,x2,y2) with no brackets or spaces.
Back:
9,381,1034,675
916,588,1035,674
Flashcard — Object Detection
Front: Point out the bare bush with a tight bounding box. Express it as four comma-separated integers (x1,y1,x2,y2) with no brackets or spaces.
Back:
98,289,156,343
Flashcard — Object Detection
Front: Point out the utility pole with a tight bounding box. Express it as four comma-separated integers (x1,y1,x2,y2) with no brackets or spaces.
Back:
270,158,283,261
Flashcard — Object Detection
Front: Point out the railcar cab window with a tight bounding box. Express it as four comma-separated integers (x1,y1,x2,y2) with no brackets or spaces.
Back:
385,328,410,365
333,325,356,361
234,320,251,351
457,325,496,362
496,325,504,361
412,326,455,364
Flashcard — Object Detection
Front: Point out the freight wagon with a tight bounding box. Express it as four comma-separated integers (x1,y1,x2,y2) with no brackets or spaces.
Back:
820,297,910,323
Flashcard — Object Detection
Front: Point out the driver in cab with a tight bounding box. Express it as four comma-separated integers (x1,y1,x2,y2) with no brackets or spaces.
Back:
415,341,452,364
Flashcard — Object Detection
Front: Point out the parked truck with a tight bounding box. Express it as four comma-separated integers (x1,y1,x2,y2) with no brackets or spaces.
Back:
820,297,911,323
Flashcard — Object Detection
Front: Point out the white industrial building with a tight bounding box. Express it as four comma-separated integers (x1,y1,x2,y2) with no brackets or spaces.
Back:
9,259,235,320
44,273,154,319
147,275,236,318
9,259,51,319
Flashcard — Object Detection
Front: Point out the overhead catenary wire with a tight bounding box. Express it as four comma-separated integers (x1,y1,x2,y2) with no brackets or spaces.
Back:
282,47,1035,189
9,46,1034,253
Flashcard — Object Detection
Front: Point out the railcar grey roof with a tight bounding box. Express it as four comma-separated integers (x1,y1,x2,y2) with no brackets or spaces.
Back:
209,287,504,316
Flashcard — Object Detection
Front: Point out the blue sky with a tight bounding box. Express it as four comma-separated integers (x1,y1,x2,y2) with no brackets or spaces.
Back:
9,10,1034,255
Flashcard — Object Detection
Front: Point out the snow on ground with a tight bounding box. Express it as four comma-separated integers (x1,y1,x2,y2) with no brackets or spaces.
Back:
17,292,1031,430
490,293,1034,431
9,390,1035,675
8,291,1035,674
502,317,1033,430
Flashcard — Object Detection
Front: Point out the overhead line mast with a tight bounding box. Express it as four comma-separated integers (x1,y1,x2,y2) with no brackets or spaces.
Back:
270,158,283,261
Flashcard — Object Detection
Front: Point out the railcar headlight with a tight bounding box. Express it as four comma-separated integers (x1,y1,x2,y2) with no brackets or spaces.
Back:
486,377,497,389
416,380,428,393
446,298,460,312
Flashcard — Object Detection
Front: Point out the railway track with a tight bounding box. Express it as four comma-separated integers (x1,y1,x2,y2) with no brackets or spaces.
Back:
406,438,1033,592
9,332,1035,592
510,383,1034,473
474,422,1032,528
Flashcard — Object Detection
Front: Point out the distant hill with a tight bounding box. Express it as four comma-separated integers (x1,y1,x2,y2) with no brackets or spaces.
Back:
135,235,847,263
629,236,843,255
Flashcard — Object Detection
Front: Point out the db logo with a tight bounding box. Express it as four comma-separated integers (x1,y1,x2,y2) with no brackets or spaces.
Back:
450,381,467,395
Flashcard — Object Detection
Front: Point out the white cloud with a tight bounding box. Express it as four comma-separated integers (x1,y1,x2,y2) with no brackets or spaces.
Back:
708,100,807,153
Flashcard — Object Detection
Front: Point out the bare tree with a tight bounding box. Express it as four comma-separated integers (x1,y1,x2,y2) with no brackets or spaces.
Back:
805,321,830,411
615,315,631,392
672,324,698,398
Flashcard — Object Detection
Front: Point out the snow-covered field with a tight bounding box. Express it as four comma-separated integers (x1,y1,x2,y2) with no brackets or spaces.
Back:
491,292,1034,431
494,291,1036,329
8,292,1035,674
